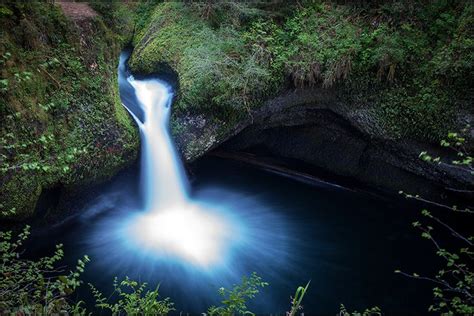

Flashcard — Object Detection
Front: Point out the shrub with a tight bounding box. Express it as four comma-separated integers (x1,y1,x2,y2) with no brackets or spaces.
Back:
90,277,174,315
207,272,268,316
398,128,474,314
0,225,89,314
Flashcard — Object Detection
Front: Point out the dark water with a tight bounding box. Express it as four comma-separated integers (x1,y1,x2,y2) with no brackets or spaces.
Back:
22,156,442,315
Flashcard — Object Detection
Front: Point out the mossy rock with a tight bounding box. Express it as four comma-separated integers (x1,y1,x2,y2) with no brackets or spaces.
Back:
131,1,472,150
0,173,42,220
0,2,139,220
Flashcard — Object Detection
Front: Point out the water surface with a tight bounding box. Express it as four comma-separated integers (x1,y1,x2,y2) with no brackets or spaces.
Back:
26,156,436,315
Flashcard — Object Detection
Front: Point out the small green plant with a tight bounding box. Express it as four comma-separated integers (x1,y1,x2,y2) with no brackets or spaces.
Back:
339,304,382,316
288,280,311,316
0,79,8,92
13,71,33,83
0,226,89,314
207,272,268,316
89,277,174,315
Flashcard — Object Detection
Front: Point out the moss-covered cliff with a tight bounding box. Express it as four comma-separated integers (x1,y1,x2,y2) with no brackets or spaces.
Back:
0,1,139,219
1,1,472,218
130,1,473,159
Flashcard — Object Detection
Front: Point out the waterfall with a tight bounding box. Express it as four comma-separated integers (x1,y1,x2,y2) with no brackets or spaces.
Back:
127,78,189,211
118,52,231,267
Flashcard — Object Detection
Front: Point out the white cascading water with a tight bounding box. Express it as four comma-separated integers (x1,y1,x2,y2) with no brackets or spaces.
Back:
124,76,231,267
128,79,188,210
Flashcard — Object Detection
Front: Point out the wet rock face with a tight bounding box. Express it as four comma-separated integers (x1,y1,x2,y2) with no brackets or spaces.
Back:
221,112,442,198
172,114,219,161
230,110,369,177
174,87,473,200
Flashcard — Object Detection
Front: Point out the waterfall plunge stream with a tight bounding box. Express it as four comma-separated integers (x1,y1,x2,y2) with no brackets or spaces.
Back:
129,79,188,210
119,55,232,267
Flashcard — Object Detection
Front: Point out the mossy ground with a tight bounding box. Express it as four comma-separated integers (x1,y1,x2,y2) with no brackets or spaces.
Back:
130,1,473,143
0,2,139,219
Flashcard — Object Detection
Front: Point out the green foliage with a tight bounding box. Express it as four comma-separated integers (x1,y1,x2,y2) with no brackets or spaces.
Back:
245,2,469,141
339,304,382,316
378,80,455,141
130,2,273,124
399,129,473,314
288,281,310,316
131,1,472,143
0,1,139,218
0,132,86,174
89,277,174,315
181,27,272,114
262,4,361,88
0,229,377,314
184,2,266,28
207,272,268,316
0,226,89,314
87,0,136,44
133,0,162,35
0,226,173,315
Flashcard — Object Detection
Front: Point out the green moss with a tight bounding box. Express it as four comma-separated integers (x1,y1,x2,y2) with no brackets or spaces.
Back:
129,2,274,124
0,172,42,219
0,2,139,219
131,1,472,143
112,72,138,140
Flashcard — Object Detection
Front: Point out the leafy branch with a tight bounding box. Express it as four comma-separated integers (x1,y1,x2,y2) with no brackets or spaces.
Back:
397,129,474,314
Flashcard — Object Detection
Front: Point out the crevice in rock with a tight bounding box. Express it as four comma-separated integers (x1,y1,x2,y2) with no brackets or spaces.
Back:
34,185,63,219
215,106,473,204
